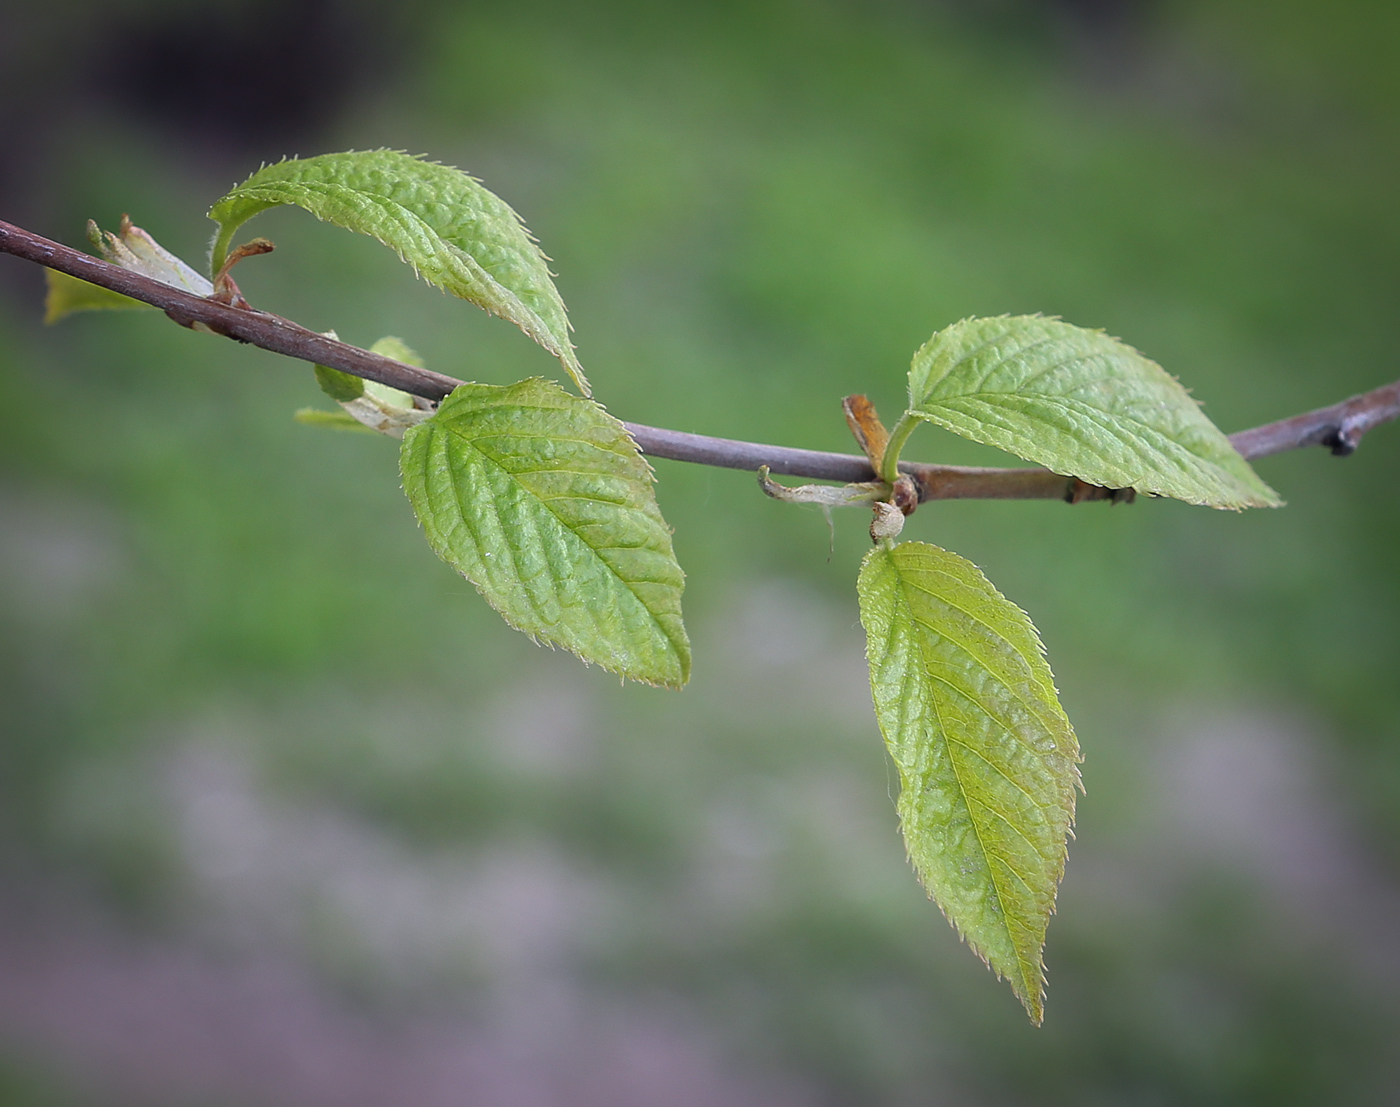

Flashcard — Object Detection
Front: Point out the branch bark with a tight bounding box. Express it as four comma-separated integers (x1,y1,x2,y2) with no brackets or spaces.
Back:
3,217,1397,504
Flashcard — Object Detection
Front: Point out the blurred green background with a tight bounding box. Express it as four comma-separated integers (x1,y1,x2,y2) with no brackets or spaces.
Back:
2,1,1398,1104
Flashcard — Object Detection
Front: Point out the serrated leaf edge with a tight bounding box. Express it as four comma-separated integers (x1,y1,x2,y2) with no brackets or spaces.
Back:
860,542,1081,1024
402,381,689,688
908,315,1281,510
209,151,589,397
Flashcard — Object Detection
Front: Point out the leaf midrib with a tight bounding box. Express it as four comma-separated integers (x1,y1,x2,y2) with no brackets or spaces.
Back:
896,568,1063,753
439,417,685,664
917,393,1254,499
901,578,1037,1003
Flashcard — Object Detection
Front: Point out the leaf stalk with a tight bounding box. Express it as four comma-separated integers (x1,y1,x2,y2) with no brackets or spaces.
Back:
881,411,921,484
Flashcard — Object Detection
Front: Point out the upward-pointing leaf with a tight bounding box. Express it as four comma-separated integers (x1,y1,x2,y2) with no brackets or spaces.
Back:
208,151,589,396
89,216,215,296
906,316,1280,509
858,541,1080,1024
401,377,689,688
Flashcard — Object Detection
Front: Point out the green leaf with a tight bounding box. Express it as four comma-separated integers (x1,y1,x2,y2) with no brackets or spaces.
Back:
44,269,154,323
314,363,365,402
293,408,375,433
401,377,689,687
310,335,433,437
208,151,588,396
905,316,1281,508
313,336,424,405
367,335,424,369
364,336,425,410
88,217,214,295
857,541,1080,1024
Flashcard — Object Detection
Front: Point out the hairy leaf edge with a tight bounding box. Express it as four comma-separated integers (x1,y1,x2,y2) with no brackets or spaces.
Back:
400,381,690,688
859,542,1082,1023
208,152,589,396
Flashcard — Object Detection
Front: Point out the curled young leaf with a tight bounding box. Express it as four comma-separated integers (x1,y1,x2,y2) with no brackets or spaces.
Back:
401,378,689,687
757,466,884,507
46,218,211,323
858,541,1081,1024
88,217,213,295
906,316,1281,509
310,336,431,437
208,151,588,396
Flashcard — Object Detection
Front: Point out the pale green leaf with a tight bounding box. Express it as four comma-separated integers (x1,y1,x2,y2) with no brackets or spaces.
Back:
44,269,153,323
293,408,375,433
313,363,365,402
364,336,424,410
906,316,1281,508
312,336,423,405
858,541,1081,1024
312,335,431,438
367,335,424,369
208,151,588,396
401,377,689,687
88,217,214,295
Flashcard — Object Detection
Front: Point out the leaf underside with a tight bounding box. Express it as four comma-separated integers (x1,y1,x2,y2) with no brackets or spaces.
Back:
858,541,1081,1024
400,378,689,687
208,150,589,396
907,316,1281,509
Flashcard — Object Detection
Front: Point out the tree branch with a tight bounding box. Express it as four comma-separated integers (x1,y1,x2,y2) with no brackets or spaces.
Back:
3,217,1397,504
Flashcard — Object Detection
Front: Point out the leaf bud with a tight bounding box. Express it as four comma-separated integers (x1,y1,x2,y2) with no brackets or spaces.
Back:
870,501,905,543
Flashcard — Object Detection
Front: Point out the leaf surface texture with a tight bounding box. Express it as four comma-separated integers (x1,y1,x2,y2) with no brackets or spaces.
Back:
208,151,588,395
401,378,688,687
858,541,1080,1023
907,316,1280,508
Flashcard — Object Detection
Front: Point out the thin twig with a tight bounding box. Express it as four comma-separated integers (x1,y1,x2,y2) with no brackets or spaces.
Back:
1228,380,1400,460
2,217,1397,503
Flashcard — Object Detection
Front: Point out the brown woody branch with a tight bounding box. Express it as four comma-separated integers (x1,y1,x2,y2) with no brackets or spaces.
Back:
3,217,1397,504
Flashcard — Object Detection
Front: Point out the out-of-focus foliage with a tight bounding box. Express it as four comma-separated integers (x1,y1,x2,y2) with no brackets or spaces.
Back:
42,270,150,323
1,0,1397,1104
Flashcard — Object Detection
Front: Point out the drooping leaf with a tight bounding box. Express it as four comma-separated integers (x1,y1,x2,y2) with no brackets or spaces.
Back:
905,316,1281,508
208,151,588,396
401,377,689,687
327,392,432,439
44,269,153,323
858,541,1080,1024
756,465,883,507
